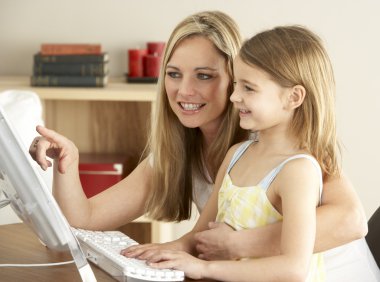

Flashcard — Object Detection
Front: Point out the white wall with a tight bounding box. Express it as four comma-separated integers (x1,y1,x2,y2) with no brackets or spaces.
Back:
1,0,379,225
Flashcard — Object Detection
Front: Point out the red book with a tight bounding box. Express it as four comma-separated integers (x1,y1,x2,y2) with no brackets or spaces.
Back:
40,43,102,55
78,153,133,198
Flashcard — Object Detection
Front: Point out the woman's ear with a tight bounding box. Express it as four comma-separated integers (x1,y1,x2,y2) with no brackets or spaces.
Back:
288,85,306,109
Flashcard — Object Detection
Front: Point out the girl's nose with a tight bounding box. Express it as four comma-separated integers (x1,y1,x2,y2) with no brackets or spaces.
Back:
230,89,242,103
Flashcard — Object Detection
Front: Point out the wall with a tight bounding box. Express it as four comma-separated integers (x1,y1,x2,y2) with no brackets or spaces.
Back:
1,0,379,231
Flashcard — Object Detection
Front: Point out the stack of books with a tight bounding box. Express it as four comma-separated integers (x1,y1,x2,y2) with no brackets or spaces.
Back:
31,44,109,87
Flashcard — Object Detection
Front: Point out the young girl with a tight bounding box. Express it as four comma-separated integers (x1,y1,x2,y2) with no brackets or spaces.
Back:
136,25,341,281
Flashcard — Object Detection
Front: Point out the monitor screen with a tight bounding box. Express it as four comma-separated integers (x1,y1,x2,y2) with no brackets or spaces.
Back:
0,106,95,281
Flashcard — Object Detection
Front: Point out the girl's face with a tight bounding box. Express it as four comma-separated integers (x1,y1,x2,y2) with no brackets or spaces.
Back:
231,56,291,133
165,36,230,137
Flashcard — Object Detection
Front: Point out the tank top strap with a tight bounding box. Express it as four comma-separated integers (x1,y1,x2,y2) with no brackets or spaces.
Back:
226,140,254,174
258,154,323,205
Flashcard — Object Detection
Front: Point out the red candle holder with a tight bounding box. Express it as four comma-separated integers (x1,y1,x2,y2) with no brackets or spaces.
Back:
147,42,166,57
128,49,147,77
144,54,161,78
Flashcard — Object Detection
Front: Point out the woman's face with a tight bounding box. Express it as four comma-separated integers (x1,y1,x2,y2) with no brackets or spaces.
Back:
165,36,230,137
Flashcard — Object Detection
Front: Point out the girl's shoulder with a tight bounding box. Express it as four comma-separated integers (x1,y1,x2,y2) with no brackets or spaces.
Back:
229,141,247,151
277,154,321,179
228,140,254,154
274,155,323,198
224,142,243,164
222,140,255,173
218,141,252,178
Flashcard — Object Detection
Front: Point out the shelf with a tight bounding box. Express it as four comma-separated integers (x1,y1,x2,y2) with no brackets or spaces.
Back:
0,76,157,102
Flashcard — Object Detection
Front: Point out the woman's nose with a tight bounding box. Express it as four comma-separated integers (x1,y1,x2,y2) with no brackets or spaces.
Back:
178,77,196,96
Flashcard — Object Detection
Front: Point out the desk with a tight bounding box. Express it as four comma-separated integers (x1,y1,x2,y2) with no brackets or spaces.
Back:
0,223,210,282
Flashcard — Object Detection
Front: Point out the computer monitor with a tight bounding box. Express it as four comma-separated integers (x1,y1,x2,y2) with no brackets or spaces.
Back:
0,106,96,282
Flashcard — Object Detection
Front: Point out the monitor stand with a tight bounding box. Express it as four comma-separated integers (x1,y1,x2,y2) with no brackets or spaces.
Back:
67,231,97,282
0,201,97,282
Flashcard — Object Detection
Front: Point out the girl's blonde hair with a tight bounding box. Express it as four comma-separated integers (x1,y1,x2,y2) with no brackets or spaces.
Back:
240,25,340,177
145,11,248,221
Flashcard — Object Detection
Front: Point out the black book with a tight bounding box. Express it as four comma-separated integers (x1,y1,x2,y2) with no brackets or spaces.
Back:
31,75,108,87
33,62,108,76
34,52,109,63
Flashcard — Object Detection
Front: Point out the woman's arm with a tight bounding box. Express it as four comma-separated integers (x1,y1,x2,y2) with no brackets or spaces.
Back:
195,172,367,259
314,173,368,249
30,126,152,230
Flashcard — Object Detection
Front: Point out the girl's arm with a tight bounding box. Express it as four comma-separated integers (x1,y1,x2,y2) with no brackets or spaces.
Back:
148,158,321,281
121,143,240,259
195,173,367,259
30,126,152,230
120,178,221,259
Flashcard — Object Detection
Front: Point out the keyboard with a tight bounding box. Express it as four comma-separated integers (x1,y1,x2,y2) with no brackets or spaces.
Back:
72,228,185,282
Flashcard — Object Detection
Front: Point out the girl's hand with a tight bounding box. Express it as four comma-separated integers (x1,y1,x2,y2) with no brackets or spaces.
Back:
147,250,208,280
194,221,236,260
29,125,79,174
120,241,181,261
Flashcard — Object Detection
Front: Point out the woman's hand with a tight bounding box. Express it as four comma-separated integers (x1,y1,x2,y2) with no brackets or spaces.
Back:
147,250,208,280
29,125,79,174
194,221,236,260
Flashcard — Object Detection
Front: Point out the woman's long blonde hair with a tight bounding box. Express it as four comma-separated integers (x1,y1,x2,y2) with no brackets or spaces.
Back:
240,26,340,177
145,11,248,221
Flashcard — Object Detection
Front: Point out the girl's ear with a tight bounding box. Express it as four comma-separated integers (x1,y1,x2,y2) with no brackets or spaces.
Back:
288,85,306,109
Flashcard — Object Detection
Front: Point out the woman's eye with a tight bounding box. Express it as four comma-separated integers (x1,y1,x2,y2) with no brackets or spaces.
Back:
197,73,212,80
166,72,181,78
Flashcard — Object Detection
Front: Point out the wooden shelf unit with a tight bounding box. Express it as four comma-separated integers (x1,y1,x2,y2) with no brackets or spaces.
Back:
0,76,157,101
0,76,174,243
0,76,157,154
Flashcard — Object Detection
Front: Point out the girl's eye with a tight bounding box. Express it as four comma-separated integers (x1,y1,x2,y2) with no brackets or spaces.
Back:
244,85,254,92
197,73,212,80
166,71,181,78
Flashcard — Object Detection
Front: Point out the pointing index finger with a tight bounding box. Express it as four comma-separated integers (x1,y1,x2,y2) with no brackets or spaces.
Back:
36,125,66,147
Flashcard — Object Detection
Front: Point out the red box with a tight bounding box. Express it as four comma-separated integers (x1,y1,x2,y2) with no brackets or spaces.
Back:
79,153,132,198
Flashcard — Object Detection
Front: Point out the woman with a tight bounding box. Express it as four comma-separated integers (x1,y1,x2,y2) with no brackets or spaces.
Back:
30,11,366,260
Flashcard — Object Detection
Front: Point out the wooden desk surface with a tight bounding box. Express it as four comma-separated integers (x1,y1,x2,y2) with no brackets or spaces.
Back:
0,223,116,282
0,223,210,282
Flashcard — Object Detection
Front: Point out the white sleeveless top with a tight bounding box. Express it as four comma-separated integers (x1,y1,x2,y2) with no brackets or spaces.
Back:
148,154,212,213
192,168,213,213
324,238,380,281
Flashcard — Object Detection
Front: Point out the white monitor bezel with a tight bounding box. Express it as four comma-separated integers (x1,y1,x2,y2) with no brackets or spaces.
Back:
0,106,96,281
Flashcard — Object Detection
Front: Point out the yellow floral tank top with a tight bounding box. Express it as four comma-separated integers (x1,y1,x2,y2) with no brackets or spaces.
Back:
216,141,325,281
